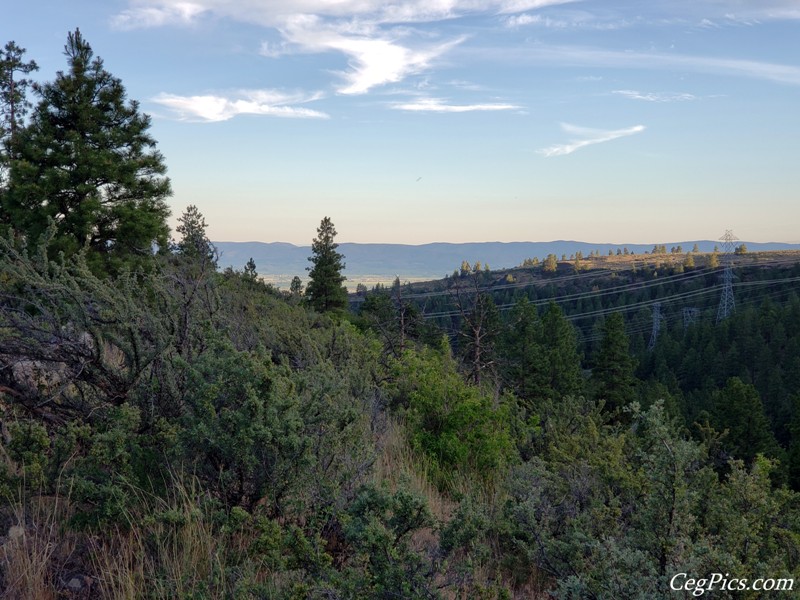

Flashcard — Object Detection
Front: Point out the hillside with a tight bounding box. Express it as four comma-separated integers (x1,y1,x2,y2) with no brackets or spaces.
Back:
215,239,800,288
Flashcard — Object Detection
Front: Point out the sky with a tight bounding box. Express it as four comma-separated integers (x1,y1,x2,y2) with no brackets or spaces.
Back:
5,0,800,245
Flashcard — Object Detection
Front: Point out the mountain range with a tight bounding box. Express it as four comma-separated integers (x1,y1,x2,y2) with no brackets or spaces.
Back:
213,240,800,288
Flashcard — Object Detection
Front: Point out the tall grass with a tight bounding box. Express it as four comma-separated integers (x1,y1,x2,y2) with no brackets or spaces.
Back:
0,482,76,600
89,472,230,599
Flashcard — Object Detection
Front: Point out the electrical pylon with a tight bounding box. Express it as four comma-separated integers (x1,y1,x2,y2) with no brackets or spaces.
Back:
716,230,737,323
648,302,664,350
683,307,699,329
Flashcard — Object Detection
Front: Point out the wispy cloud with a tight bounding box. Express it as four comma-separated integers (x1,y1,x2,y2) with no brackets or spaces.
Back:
496,0,579,15
539,123,645,157
504,10,631,30
152,89,328,121
613,89,697,102
392,97,521,112
505,13,545,28
113,0,579,94
113,0,577,29
487,44,800,86
111,2,207,29
278,15,465,94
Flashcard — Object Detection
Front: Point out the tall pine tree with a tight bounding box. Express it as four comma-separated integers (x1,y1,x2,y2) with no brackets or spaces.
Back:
306,216,347,313
3,29,170,273
0,41,38,148
592,311,637,413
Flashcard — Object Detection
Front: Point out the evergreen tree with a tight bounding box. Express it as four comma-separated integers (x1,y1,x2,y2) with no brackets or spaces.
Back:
0,41,38,146
500,298,547,405
175,204,215,263
289,275,303,296
540,302,583,399
3,29,170,273
592,312,637,413
244,257,257,281
306,216,347,312
713,377,781,467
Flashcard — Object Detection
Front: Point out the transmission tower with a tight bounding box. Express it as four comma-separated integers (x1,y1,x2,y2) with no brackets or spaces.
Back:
648,302,664,350
683,307,699,329
716,229,738,323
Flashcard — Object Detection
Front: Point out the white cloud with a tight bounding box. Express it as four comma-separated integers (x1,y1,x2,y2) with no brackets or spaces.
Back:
539,123,645,157
492,44,800,86
114,0,578,29
613,89,697,102
505,13,543,27
152,89,328,121
112,0,581,94
278,15,465,94
259,41,292,58
111,2,206,29
496,0,579,15
392,97,520,112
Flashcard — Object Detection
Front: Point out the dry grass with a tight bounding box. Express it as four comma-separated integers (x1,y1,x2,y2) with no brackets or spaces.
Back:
89,474,230,600
373,416,457,523
0,485,78,600
0,474,239,600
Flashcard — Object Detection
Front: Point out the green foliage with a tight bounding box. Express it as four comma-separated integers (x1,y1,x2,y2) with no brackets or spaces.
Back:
499,299,585,410
388,344,517,490
504,399,800,598
0,41,38,146
712,377,783,469
335,484,437,599
3,29,170,274
541,302,584,399
176,341,307,511
3,420,50,490
290,275,304,296
175,204,216,264
591,312,637,414
500,298,547,405
306,216,348,313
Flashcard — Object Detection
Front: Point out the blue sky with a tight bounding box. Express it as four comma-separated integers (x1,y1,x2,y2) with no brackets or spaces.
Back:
5,1,800,245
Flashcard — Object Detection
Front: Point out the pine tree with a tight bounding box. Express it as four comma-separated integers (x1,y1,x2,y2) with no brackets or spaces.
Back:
175,204,215,263
540,302,583,399
306,216,347,312
713,377,781,466
501,298,547,405
592,312,637,413
4,29,170,274
244,258,257,281
0,41,38,147
289,275,304,296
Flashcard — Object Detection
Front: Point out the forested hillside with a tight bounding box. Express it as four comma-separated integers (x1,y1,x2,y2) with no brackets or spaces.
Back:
2,31,800,599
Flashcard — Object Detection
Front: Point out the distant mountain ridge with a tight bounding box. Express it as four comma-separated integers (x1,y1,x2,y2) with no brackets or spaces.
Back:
214,240,800,284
